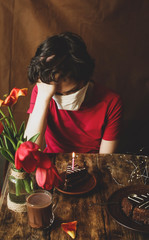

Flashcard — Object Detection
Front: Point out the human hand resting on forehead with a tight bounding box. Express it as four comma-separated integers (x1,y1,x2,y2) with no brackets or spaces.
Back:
37,55,58,100
37,79,57,101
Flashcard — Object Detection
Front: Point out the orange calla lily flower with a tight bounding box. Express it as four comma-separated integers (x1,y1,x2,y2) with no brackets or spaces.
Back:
0,121,4,134
61,221,77,239
0,88,28,107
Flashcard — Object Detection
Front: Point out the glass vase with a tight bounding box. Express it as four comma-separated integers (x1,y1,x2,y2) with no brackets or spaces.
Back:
7,167,34,212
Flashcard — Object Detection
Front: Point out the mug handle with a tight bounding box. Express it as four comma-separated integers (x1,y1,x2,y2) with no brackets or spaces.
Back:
52,196,58,212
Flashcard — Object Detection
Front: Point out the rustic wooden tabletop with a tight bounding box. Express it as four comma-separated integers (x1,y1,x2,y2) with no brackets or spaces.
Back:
0,153,149,240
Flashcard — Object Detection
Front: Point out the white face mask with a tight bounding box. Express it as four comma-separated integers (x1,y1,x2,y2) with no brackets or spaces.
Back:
52,82,90,111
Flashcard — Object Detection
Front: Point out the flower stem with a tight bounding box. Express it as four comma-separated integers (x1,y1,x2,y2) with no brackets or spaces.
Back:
0,109,9,126
23,178,32,193
15,179,22,196
8,107,17,134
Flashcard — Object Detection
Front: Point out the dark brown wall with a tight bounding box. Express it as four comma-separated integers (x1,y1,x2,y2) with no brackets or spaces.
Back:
1,0,149,153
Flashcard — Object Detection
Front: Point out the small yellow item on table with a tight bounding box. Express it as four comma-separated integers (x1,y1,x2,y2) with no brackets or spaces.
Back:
61,221,77,239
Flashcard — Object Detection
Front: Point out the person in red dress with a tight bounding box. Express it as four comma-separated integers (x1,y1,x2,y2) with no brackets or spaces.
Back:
25,32,123,154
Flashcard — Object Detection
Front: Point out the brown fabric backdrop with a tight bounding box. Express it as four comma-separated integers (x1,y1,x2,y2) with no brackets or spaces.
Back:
1,0,149,153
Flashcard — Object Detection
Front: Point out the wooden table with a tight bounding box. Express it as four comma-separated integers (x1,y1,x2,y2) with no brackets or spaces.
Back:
0,153,149,240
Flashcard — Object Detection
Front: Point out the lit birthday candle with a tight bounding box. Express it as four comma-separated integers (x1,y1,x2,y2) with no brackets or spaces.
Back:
72,152,75,170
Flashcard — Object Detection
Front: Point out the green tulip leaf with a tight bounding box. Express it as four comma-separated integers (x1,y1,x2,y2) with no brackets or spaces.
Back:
0,147,14,163
18,121,25,136
0,137,4,148
1,133,16,150
16,140,24,150
3,135,8,149
28,132,40,143
8,107,17,134
2,121,12,137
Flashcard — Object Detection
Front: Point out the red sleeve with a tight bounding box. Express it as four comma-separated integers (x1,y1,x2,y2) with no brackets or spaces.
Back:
102,95,123,141
27,85,38,113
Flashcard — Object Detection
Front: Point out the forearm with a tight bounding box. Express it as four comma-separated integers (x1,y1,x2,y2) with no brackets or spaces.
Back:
24,98,50,148
24,82,56,148
99,139,118,154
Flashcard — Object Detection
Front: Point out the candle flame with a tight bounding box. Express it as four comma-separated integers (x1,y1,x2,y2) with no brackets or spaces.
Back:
72,152,75,158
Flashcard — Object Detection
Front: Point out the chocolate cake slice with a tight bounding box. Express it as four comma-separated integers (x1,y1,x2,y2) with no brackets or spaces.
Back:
121,193,149,224
121,197,133,217
133,207,149,224
63,164,90,191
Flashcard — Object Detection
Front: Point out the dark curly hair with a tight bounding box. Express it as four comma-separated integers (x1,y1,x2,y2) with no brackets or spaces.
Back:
28,32,95,85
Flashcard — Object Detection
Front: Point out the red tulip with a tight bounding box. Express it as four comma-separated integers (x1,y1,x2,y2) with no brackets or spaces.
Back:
0,88,28,107
35,151,62,190
0,121,4,134
15,141,62,189
15,141,40,173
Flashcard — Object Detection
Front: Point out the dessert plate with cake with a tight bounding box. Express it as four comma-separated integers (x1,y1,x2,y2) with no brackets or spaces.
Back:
107,185,149,233
55,164,96,195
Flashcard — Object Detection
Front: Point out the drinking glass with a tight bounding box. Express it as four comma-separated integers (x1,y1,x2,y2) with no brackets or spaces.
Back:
26,190,58,229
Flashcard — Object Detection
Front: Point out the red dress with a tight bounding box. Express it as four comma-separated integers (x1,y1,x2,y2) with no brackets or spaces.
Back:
28,83,123,153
